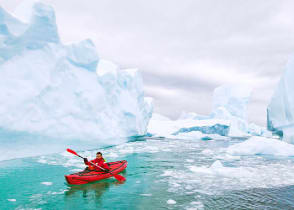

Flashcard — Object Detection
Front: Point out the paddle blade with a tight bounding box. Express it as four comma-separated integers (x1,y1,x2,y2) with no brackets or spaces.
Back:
113,174,126,182
66,148,78,156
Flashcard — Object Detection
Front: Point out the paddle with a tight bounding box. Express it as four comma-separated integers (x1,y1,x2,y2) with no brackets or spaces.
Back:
66,148,126,182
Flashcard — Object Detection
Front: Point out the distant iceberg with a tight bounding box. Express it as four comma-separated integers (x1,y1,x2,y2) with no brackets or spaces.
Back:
0,1,153,141
210,84,252,137
147,113,230,138
267,55,294,143
148,84,263,139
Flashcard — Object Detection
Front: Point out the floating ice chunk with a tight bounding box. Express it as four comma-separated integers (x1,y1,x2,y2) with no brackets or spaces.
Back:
189,160,254,178
41,182,52,186
161,170,174,177
211,160,223,168
167,199,176,205
227,136,294,156
201,149,214,155
140,194,152,196
189,201,204,209
49,189,68,195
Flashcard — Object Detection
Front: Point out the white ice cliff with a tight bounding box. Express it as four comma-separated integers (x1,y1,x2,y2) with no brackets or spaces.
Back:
0,2,153,140
267,55,294,143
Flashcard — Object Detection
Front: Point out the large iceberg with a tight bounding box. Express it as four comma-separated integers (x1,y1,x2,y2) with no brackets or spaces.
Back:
0,2,153,141
267,55,294,143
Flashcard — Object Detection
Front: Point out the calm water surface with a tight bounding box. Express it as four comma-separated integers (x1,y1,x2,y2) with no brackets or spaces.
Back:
1,137,294,209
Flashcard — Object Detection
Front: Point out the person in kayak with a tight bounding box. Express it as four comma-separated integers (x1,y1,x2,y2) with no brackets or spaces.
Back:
83,152,110,172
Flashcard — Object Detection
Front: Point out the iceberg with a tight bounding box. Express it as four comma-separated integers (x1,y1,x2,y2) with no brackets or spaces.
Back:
147,113,230,138
148,84,253,139
267,55,294,143
0,1,153,141
227,136,294,156
211,84,252,137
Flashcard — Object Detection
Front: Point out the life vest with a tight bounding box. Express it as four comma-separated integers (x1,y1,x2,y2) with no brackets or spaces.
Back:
87,158,109,170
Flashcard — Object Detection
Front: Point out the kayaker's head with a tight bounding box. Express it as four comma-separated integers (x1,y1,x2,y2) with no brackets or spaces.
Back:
96,152,103,159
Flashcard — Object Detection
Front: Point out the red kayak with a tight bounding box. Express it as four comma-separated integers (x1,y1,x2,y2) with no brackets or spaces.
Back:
65,160,127,185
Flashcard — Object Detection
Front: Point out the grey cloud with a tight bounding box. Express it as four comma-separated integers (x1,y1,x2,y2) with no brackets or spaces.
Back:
142,71,219,92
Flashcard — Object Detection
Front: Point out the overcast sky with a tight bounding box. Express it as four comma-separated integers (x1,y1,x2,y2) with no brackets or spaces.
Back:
2,0,294,126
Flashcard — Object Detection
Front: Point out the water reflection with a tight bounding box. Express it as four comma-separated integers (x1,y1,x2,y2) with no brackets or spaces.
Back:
65,170,127,200
65,179,125,208
66,180,112,197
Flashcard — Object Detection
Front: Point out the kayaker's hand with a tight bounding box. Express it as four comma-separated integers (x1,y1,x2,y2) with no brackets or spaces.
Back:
83,158,88,164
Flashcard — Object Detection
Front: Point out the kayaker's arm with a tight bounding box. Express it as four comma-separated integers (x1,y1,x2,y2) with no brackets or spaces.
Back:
83,158,89,165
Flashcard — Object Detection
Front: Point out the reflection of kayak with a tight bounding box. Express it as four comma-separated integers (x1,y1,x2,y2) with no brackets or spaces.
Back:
65,160,127,185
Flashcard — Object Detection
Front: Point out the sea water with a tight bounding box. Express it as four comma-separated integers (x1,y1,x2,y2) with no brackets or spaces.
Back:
1,137,294,209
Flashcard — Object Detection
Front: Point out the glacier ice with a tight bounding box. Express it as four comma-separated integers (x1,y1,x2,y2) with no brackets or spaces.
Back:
267,55,294,143
0,1,153,141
